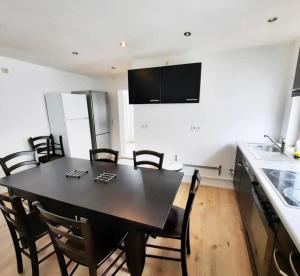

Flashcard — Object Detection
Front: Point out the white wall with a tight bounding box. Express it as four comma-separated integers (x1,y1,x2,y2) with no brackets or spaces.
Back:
0,56,102,177
131,42,295,186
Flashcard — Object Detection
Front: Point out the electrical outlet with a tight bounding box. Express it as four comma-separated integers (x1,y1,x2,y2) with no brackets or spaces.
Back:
1,67,9,74
190,125,200,131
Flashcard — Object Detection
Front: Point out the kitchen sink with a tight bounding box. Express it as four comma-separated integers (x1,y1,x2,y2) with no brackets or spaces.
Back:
250,144,281,153
247,143,290,161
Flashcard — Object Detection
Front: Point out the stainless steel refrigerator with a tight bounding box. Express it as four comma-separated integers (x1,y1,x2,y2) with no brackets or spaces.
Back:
72,90,111,150
45,91,111,160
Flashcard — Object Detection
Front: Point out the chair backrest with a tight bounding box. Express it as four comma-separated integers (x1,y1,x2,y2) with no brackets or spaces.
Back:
89,148,119,163
28,135,52,154
0,194,28,238
34,202,95,269
28,134,65,157
133,150,164,169
0,151,40,176
52,135,65,157
182,170,201,235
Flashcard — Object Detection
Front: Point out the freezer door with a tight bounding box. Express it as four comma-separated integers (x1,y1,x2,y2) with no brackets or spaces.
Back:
96,133,111,149
62,94,88,119
91,92,110,134
65,118,92,159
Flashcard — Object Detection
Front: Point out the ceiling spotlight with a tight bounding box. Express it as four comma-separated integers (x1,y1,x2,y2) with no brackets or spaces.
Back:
120,41,128,47
72,51,79,55
111,66,116,70
184,32,191,37
267,17,278,23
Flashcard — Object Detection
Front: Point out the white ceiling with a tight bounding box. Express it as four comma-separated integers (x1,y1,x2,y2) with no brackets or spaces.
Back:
0,0,300,75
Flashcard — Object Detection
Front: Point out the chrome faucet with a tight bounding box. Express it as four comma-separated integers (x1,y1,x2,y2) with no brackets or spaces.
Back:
264,135,286,153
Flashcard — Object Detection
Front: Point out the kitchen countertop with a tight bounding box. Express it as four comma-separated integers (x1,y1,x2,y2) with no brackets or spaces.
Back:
237,141,300,252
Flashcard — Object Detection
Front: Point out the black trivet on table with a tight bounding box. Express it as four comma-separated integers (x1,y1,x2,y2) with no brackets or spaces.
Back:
66,169,88,178
94,172,116,183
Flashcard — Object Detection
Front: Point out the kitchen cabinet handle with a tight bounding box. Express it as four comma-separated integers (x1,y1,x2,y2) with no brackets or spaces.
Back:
289,251,299,276
149,99,160,102
237,162,242,167
292,88,300,92
186,98,198,101
273,249,289,276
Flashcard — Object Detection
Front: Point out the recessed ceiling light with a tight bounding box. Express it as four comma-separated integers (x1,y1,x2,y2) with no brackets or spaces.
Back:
120,41,128,47
267,17,278,23
184,32,191,37
72,51,79,55
111,66,116,70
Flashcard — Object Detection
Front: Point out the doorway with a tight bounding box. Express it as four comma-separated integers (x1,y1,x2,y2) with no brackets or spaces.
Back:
118,89,135,158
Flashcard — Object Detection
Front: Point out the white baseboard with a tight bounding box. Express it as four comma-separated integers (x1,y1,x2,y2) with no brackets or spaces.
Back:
118,158,234,189
183,174,233,190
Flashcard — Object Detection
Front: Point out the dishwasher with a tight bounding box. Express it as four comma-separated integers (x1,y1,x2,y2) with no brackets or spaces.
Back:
242,159,279,276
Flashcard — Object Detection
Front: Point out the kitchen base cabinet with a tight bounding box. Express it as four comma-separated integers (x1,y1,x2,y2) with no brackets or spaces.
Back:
269,223,300,275
233,146,243,203
233,146,300,276
234,147,257,275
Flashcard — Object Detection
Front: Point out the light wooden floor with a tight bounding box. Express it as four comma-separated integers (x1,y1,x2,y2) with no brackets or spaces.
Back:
0,184,252,276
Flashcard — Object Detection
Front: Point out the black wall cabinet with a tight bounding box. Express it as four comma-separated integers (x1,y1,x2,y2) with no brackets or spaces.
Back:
128,63,201,104
162,63,201,103
128,67,161,104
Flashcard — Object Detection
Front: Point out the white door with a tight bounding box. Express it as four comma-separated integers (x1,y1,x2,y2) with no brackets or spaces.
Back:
65,118,92,159
62,94,89,119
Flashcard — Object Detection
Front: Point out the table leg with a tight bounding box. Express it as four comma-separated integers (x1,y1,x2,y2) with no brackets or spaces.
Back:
124,228,146,276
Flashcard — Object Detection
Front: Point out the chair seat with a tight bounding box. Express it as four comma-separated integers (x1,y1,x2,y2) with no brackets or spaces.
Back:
67,225,127,264
39,154,63,163
29,213,48,239
19,212,48,248
152,205,184,238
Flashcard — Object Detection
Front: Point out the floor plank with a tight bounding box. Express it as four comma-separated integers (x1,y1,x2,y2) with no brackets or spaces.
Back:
0,184,252,276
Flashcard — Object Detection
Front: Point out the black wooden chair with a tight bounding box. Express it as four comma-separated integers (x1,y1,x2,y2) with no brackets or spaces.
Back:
0,150,40,176
28,134,65,163
145,169,201,276
89,148,119,164
133,150,164,169
34,202,127,276
0,150,40,210
0,194,55,276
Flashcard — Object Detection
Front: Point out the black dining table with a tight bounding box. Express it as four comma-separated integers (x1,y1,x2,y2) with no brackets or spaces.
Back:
0,157,183,276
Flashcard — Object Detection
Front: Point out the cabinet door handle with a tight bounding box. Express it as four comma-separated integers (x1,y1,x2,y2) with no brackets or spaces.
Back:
292,88,300,92
149,99,160,102
273,249,289,276
289,251,299,276
237,162,242,167
186,98,198,101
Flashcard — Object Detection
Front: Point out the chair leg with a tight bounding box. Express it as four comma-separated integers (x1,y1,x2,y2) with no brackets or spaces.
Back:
28,240,39,276
88,265,97,276
15,245,23,273
186,222,191,255
55,249,69,276
181,238,188,276
10,229,23,273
